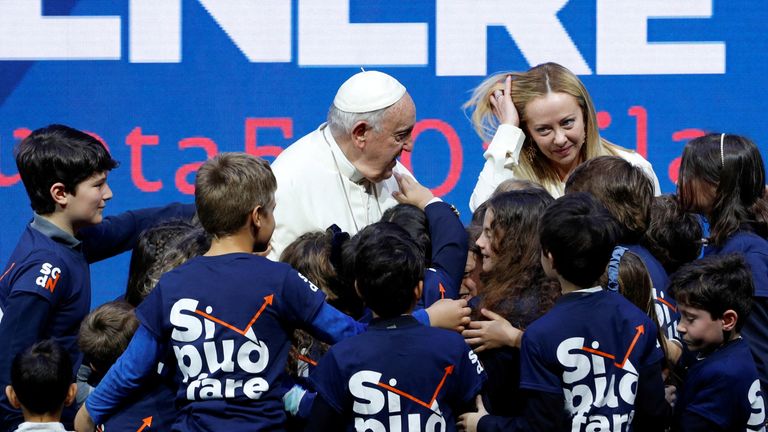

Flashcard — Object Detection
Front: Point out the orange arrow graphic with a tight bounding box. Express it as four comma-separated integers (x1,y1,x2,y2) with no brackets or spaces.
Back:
438,283,446,299
656,297,677,312
194,295,274,337
615,325,644,368
580,324,646,370
137,416,152,432
376,365,454,412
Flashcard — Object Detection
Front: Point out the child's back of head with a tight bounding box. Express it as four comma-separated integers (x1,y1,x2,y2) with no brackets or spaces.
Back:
678,133,768,246
641,195,703,274
6,339,75,420
78,300,139,376
15,124,118,215
353,222,424,318
125,219,199,306
381,204,431,266
669,253,753,333
565,155,653,243
539,192,621,289
194,152,276,241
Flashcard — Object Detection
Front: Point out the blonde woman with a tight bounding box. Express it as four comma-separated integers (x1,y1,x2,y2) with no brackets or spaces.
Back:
465,62,660,211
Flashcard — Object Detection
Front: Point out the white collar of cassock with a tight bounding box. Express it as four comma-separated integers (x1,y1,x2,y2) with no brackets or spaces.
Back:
322,124,367,185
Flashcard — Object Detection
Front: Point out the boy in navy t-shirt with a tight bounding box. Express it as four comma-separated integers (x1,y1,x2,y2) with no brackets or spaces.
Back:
78,300,176,431
669,254,766,431
6,340,77,432
308,222,485,431
75,153,366,432
460,193,672,432
0,125,193,430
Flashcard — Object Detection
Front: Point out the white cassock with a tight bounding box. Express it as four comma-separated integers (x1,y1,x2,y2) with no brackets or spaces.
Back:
268,123,412,260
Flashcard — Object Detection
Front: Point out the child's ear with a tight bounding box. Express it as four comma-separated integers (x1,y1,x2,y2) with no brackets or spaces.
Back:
5,386,20,409
64,383,77,407
251,206,263,229
49,182,69,207
721,309,738,332
414,281,423,302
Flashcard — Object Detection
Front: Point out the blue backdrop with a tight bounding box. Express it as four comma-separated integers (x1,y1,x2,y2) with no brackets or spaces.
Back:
1,0,765,307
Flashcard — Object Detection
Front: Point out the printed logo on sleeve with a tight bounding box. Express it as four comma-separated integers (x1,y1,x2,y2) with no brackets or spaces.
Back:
35,263,61,293
747,379,766,431
297,272,319,292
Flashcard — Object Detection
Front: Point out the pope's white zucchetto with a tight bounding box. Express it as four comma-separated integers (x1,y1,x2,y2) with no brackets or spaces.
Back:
333,71,407,113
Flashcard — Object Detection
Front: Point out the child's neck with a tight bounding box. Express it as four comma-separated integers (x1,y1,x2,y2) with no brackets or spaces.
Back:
205,233,255,256
39,212,77,237
558,277,586,295
22,407,61,424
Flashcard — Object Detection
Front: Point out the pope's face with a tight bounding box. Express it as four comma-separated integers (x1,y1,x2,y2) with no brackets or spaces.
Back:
358,93,416,183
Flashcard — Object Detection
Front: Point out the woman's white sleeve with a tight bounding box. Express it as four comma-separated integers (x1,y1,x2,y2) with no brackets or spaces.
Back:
468,124,526,212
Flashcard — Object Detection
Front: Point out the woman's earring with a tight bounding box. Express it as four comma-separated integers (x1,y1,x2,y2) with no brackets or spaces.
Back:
525,144,537,164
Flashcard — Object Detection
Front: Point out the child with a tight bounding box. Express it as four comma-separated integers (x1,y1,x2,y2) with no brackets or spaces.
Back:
463,189,561,418
75,152,366,431
565,156,681,346
124,219,198,307
640,195,703,275
78,300,176,431
669,254,766,431
677,133,768,395
460,193,671,431
5,340,77,432
0,125,194,429
307,222,486,431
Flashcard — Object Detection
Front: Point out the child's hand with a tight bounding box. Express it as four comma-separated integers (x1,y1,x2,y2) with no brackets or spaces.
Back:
462,308,522,352
74,404,96,432
457,395,488,432
425,298,471,332
665,385,677,408
392,172,435,210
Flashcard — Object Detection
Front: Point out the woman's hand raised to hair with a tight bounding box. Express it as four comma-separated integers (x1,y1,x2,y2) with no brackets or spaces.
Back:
425,298,471,332
462,308,522,352
489,75,520,128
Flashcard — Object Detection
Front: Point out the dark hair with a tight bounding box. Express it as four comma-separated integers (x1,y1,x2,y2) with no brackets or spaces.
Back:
491,178,547,196
78,301,139,373
195,153,276,238
353,222,424,318
477,190,560,327
565,156,653,243
125,219,197,306
640,195,703,274
10,339,73,415
381,204,431,266
678,133,768,246
540,193,621,287
15,124,118,214
669,254,753,331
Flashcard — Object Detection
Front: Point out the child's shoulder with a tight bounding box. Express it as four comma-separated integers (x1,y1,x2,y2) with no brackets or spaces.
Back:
694,339,759,382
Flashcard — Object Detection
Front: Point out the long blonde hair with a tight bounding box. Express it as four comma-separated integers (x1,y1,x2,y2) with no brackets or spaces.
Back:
464,62,623,185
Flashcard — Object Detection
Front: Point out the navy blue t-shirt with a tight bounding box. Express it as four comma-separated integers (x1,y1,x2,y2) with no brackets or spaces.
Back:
136,253,326,431
520,288,664,431
417,201,468,308
0,203,193,429
310,315,485,432
97,375,177,432
675,338,765,431
626,244,680,342
705,231,768,394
